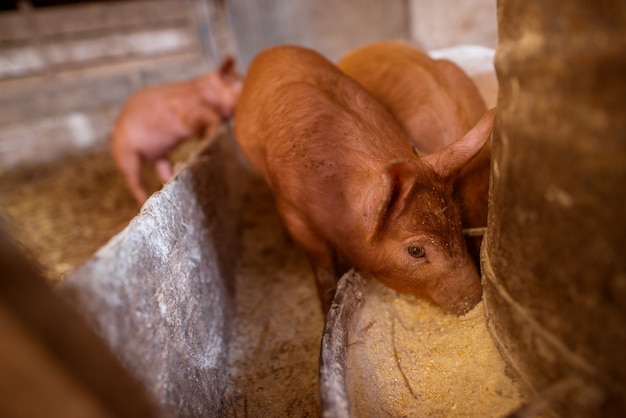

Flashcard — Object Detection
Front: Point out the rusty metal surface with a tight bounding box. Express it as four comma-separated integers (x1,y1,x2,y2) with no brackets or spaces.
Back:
484,1,626,416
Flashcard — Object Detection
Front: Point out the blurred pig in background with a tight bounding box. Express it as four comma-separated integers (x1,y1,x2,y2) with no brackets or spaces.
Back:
111,57,242,205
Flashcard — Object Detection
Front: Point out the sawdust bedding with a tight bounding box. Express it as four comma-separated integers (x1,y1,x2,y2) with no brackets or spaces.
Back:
0,139,190,282
223,176,324,416
0,151,143,283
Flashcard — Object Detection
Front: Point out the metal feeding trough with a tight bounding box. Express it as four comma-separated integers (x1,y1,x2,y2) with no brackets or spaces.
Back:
319,271,523,418
56,130,523,418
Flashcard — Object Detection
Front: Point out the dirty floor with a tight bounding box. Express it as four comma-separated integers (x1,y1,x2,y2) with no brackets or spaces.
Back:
0,151,142,282
224,176,324,416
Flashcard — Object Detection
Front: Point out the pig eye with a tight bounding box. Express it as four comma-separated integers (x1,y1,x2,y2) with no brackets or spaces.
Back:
407,246,425,258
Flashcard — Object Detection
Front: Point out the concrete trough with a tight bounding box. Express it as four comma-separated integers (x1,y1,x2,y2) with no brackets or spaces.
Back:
60,132,248,417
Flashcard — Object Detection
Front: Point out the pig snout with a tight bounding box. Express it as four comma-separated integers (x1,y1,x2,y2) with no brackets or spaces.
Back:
429,260,483,315
370,242,483,316
372,229,484,315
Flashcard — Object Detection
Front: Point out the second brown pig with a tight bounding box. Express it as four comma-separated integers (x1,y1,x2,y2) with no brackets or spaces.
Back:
234,45,494,315
111,57,242,205
338,40,493,268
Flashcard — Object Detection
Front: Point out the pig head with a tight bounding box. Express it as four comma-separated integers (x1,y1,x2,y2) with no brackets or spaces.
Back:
235,45,494,315
111,57,242,205
338,40,493,268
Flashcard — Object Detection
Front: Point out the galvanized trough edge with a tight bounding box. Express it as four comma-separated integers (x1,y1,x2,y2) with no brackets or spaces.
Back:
319,270,365,418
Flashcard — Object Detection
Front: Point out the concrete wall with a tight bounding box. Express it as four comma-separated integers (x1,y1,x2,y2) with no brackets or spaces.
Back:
0,0,214,169
409,0,497,50
226,0,410,70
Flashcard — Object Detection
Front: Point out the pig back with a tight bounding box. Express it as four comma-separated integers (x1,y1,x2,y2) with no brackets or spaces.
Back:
339,40,486,154
234,45,418,237
235,45,416,189
234,46,338,179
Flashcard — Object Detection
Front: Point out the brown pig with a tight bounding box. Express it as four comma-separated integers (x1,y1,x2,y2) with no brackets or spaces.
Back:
234,45,495,315
338,40,493,268
428,44,498,109
111,57,242,205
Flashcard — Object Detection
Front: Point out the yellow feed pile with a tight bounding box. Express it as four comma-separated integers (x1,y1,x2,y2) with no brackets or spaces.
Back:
347,278,523,417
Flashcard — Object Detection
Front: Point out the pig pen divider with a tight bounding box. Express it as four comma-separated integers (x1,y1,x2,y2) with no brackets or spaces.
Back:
60,131,251,417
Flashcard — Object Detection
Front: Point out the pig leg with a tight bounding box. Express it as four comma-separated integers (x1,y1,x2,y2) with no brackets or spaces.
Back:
116,151,149,205
154,158,173,184
299,239,339,312
280,207,339,312
310,249,341,313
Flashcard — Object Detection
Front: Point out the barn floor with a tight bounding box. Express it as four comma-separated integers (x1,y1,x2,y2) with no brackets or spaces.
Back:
0,150,324,416
224,176,323,416
0,151,142,282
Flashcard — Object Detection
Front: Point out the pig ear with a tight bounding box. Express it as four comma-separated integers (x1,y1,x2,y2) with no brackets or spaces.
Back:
363,159,416,242
422,108,495,179
218,56,237,78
